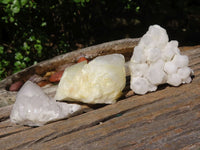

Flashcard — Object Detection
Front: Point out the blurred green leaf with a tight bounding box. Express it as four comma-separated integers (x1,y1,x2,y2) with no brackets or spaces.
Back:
21,62,26,68
9,16,14,22
15,52,23,60
21,0,29,6
11,0,21,14
41,22,47,27
136,6,140,13
0,70,4,74
36,39,41,44
34,44,42,51
0,0,13,4
23,42,30,50
28,36,36,42
14,60,26,68
73,0,81,3
24,57,30,62
0,46,4,54
34,44,43,57
33,61,37,65
2,59,9,66
14,60,21,67
11,6,20,14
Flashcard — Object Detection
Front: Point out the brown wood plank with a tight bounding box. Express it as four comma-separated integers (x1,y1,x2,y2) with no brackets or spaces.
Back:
0,47,199,149
30,76,200,150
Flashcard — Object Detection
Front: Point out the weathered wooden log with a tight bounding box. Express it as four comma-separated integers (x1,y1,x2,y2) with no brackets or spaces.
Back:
0,39,200,150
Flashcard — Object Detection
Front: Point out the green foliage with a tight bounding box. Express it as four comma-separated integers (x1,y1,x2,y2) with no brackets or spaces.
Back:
0,46,4,54
0,46,9,79
1,0,31,23
0,0,200,80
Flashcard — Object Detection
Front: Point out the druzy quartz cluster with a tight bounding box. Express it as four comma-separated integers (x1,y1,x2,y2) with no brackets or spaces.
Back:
129,25,193,94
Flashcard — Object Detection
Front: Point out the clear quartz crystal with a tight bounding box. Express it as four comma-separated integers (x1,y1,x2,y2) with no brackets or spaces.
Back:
10,81,81,126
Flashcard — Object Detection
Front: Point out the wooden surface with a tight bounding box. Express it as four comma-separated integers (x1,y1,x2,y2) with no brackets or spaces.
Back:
0,45,200,150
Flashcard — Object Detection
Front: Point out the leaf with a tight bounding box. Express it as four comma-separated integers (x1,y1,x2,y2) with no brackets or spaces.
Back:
33,61,37,65
34,44,43,51
11,0,20,14
28,36,35,42
2,59,9,66
0,46,4,54
20,0,28,6
41,22,47,27
0,70,4,74
23,42,30,50
15,52,23,60
24,57,30,62
21,62,26,68
14,60,21,67
36,39,41,43
13,68,21,73
0,0,13,4
14,60,26,69
73,0,81,3
136,6,140,13
11,5,20,14
9,16,15,22
34,44,43,57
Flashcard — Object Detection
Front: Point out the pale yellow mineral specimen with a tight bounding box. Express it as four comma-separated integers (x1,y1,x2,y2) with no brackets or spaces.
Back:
55,54,126,104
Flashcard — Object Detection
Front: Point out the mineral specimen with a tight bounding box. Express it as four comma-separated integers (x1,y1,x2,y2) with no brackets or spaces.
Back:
10,81,81,126
129,25,193,94
55,54,126,104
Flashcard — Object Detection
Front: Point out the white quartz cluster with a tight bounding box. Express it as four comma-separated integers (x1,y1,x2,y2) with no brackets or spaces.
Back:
129,25,193,94
55,54,126,104
10,81,81,126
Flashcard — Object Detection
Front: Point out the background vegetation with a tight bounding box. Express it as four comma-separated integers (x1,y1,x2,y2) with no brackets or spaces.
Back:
0,0,200,80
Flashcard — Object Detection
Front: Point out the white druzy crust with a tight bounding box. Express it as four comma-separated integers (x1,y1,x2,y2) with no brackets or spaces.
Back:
55,54,126,104
129,24,193,95
130,77,157,95
10,81,81,126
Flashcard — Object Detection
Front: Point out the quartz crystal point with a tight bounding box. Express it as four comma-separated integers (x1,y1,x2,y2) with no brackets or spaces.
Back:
129,25,193,94
10,81,81,126
55,54,126,104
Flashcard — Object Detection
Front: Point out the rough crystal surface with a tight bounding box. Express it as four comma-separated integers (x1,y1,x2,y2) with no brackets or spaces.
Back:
10,81,81,126
55,54,126,104
129,25,193,94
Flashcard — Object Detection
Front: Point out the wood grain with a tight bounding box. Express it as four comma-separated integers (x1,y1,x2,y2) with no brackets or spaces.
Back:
0,45,200,150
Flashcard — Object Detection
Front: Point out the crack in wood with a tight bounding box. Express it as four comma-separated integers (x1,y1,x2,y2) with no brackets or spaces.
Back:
43,123,103,143
0,127,30,138
0,125,12,129
189,62,200,68
0,116,9,122
24,132,57,148
85,120,151,146
9,141,34,150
